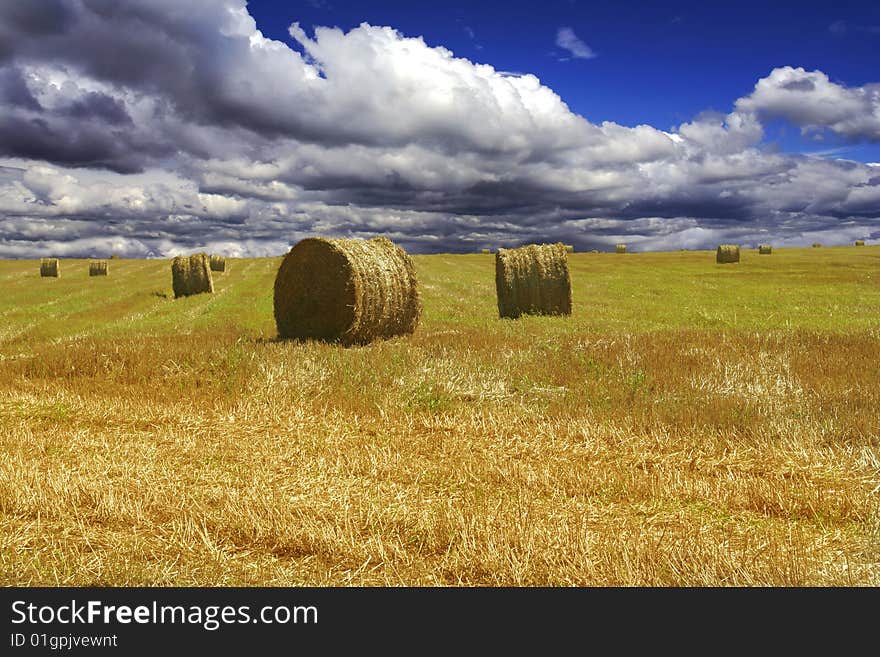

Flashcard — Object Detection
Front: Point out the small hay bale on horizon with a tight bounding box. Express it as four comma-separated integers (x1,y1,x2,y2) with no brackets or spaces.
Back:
40,258,59,278
616,243,627,254
171,253,214,299
812,242,822,248
564,244,575,253
110,254,120,259
89,260,108,276
758,244,772,255
481,248,492,254
209,254,227,272
854,240,865,246
716,244,740,263
273,236,421,346
495,243,571,319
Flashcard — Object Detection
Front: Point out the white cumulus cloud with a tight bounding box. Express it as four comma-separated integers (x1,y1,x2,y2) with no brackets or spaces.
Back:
736,66,880,141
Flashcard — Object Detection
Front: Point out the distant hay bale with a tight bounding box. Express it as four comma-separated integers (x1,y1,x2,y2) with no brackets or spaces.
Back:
591,249,599,253
564,244,575,253
854,240,865,246
273,236,421,346
481,248,491,254
89,260,108,276
495,243,571,319
110,254,120,259
209,254,227,272
615,243,627,254
40,258,59,277
716,244,740,263
812,242,822,248
758,244,772,255
171,253,214,298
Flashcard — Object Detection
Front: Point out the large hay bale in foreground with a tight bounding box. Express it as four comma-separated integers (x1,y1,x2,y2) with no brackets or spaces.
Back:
758,244,772,255
495,243,571,319
274,236,421,345
89,260,108,276
40,258,59,277
716,244,740,263
209,254,227,272
615,243,627,254
171,253,214,298
854,240,865,246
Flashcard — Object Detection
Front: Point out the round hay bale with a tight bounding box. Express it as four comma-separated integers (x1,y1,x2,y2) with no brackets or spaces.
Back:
171,253,214,298
89,260,108,276
564,244,575,253
273,236,421,345
480,248,491,254
812,242,822,248
758,244,772,255
716,244,740,263
615,243,627,254
40,258,59,277
854,240,865,246
209,254,227,272
495,243,571,319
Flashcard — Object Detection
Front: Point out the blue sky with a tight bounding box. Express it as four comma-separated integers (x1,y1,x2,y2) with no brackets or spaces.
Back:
0,0,877,257
248,0,880,162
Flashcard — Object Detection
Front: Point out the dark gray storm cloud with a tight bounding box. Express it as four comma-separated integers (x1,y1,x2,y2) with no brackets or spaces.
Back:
0,0,878,257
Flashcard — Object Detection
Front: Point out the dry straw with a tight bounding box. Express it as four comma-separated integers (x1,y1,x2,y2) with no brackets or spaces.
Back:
89,260,108,276
616,243,627,254
495,242,572,319
854,240,865,246
209,254,227,272
40,258,59,277
273,236,421,346
171,253,214,298
758,244,772,254
716,244,740,263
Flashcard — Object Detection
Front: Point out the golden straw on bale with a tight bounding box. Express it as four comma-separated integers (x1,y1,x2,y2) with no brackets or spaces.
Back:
758,244,772,254
40,258,59,277
209,254,227,272
495,243,572,319
89,260,108,276
615,243,627,254
854,240,865,246
716,244,740,263
273,236,421,346
171,253,214,298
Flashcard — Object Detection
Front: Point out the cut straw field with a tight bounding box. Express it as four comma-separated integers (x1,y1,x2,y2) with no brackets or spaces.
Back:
1,246,878,585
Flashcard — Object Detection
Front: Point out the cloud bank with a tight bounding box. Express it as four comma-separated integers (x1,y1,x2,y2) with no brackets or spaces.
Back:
0,0,877,258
